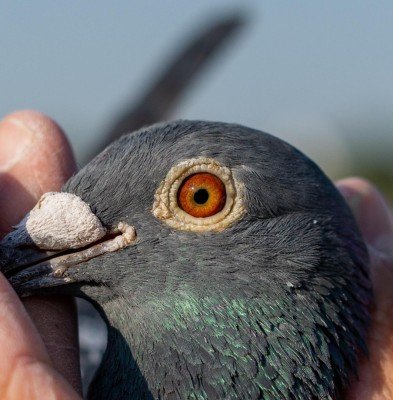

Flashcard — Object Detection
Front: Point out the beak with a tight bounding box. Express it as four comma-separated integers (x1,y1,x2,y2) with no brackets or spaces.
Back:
0,192,136,296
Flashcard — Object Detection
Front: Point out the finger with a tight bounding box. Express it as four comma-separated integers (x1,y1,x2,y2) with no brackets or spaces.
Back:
337,177,393,256
0,110,76,236
24,295,81,393
0,110,81,393
0,273,80,399
0,273,49,389
337,177,393,306
337,178,393,399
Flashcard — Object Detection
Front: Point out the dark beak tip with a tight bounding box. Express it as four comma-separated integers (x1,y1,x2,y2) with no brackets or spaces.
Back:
0,241,45,276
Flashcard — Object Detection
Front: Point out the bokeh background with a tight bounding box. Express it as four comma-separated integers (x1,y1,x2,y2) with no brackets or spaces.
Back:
1,1,392,200
1,0,392,391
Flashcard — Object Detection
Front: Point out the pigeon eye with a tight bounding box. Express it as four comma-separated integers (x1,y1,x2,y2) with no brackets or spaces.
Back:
177,173,226,218
152,157,245,232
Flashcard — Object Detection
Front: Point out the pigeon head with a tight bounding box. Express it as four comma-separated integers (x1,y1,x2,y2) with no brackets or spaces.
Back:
0,120,371,399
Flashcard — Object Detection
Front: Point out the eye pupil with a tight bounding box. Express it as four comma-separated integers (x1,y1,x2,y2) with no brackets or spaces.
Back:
193,189,209,205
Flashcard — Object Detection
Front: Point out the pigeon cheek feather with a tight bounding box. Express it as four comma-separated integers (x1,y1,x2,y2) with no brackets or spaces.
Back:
0,191,137,296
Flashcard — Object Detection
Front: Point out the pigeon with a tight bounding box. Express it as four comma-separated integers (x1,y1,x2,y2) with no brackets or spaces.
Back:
0,120,371,399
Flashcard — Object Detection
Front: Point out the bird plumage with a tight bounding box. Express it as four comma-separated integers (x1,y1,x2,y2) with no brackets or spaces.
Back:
1,120,371,399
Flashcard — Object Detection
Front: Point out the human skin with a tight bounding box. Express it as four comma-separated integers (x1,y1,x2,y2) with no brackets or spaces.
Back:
0,110,392,399
0,111,81,399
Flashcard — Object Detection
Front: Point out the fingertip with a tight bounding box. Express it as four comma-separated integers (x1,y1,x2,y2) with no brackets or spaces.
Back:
0,110,76,182
336,177,393,255
0,110,77,234
336,177,375,208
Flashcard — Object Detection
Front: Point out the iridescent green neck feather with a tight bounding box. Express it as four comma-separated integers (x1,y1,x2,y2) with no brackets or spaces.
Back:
89,283,367,400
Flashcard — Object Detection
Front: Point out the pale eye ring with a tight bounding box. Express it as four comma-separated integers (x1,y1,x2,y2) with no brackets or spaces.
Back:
152,157,245,232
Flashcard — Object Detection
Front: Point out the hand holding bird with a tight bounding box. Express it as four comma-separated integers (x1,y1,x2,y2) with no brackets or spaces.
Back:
0,111,392,399
0,111,81,399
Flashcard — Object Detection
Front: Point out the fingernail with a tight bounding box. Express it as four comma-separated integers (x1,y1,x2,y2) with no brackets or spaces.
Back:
0,116,35,172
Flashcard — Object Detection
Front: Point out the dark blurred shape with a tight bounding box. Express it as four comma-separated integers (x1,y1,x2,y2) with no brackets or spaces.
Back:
85,12,246,163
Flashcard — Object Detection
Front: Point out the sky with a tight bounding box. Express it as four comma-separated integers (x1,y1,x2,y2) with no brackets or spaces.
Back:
1,1,392,177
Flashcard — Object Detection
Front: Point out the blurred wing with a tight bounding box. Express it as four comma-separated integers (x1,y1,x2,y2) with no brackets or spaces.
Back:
85,12,246,163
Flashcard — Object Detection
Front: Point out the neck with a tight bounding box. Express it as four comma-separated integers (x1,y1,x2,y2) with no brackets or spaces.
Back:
87,289,361,400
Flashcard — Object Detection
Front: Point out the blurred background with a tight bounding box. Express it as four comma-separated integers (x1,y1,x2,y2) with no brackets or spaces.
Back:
1,1,392,199
1,0,392,392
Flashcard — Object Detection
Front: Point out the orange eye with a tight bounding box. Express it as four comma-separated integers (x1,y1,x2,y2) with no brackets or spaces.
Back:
177,173,226,218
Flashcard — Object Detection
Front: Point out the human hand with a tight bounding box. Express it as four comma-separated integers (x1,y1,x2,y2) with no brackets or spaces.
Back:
0,111,81,399
338,178,393,399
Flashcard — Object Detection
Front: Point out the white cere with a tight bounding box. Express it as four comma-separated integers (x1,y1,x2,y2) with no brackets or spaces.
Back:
25,192,107,250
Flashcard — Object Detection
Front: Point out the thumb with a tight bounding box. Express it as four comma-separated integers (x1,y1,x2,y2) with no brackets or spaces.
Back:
337,177,393,257
0,110,81,394
337,177,393,400
0,110,76,236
